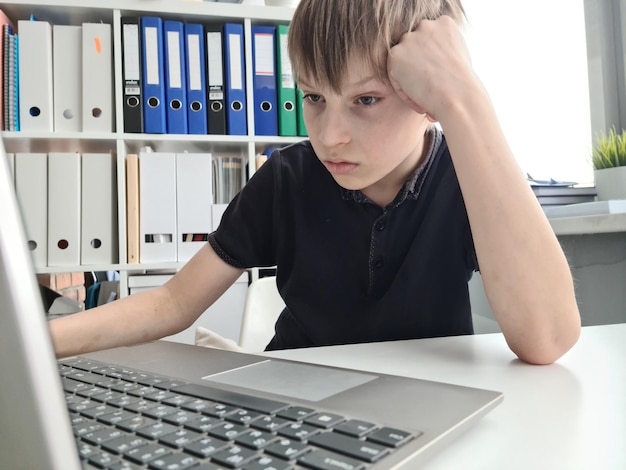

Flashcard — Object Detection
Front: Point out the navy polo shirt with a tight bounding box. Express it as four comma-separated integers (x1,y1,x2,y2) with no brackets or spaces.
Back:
209,128,478,350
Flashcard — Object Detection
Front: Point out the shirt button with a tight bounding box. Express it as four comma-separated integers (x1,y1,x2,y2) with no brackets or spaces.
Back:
374,258,384,269
375,221,385,231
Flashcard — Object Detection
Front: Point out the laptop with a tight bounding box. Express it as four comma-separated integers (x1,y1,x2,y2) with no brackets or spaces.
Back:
0,144,503,469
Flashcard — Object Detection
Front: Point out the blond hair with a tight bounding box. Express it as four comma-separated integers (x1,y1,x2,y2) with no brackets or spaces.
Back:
288,0,465,91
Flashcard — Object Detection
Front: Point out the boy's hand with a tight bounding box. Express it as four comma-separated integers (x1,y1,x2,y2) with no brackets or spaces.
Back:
387,16,481,123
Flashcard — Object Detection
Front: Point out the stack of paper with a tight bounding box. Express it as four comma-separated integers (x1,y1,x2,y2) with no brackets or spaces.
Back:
543,200,626,218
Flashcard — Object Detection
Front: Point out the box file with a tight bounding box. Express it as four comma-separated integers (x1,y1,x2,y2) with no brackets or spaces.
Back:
184,23,207,135
47,153,81,266
82,23,113,133
276,24,297,136
14,153,48,267
125,154,140,264
81,153,118,265
139,151,177,263
0,10,14,131
121,17,144,133
251,25,278,136
3,22,18,131
176,152,213,262
206,24,226,135
163,21,187,134
53,25,82,132
211,204,228,232
223,23,247,135
18,20,54,132
141,17,167,134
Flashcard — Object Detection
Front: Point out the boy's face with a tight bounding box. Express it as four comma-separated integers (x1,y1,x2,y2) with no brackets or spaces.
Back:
298,58,431,205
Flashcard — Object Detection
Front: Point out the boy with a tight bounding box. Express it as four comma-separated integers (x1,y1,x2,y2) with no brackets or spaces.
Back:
50,0,581,364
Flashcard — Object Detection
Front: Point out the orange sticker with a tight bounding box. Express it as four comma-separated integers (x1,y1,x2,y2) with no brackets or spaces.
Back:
95,37,102,54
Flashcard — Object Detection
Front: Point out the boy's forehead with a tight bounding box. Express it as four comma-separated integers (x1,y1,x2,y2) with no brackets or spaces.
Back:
298,57,386,90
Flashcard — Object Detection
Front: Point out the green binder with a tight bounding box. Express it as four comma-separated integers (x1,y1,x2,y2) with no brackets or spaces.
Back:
276,25,297,136
296,86,308,137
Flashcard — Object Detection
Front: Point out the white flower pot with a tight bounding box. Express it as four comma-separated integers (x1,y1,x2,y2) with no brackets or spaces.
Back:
594,166,626,200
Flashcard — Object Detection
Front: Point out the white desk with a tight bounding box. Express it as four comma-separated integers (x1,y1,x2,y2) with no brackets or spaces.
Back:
265,324,626,470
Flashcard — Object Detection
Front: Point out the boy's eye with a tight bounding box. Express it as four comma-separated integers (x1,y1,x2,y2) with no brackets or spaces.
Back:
357,96,378,106
303,93,323,104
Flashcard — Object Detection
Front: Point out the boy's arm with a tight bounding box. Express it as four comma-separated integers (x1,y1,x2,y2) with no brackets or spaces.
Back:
388,17,580,365
49,244,245,358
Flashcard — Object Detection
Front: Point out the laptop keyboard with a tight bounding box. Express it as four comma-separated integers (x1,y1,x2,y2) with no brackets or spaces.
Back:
59,358,419,470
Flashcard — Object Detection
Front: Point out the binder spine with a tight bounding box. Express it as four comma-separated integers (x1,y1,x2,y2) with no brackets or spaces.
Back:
164,21,187,134
121,17,143,133
206,24,226,135
251,25,278,137
185,23,207,135
223,23,247,136
141,17,166,134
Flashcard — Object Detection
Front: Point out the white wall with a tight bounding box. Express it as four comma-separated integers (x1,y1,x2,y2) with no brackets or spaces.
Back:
463,0,592,184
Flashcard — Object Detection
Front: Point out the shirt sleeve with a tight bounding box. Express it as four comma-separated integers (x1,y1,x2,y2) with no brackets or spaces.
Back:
208,152,281,269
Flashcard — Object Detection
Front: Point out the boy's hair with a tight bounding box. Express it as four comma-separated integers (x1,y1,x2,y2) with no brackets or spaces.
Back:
288,0,465,92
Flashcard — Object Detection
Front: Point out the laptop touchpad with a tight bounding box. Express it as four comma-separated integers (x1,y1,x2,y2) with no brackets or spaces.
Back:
202,359,378,402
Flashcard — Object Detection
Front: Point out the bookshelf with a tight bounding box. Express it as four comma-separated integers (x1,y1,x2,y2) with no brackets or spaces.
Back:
1,0,300,343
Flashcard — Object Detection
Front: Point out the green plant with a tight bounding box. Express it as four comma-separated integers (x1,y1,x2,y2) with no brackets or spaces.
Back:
592,127,626,170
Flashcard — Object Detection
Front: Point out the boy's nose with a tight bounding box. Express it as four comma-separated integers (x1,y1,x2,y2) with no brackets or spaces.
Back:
318,110,351,147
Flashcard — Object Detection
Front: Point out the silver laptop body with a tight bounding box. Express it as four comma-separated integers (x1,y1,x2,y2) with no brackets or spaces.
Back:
0,144,503,469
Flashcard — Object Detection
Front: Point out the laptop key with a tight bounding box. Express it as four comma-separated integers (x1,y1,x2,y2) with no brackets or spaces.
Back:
235,429,277,450
183,414,221,433
365,427,416,448
158,429,204,449
173,383,289,414
277,422,321,441
333,420,377,438
209,444,257,468
182,436,230,458
264,438,310,460
101,435,149,455
308,432,389,463
208,422,248,440
304,413,345,429
124,443,172,464
298,448,366,470
276,406,317,421
243,454,291,470
147,453,198,470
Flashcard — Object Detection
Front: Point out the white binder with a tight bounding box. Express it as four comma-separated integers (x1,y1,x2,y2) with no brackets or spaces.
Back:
53,25,82,132
139,151,177,263
176,152,213,262
14,153,48,268
81,153,118,265
17,20,54,132
82,23,113,133
5,152,14,183
47,153,81,266
211,204,228,232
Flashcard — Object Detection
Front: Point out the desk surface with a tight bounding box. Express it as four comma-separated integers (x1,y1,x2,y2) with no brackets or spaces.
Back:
265,323,626,470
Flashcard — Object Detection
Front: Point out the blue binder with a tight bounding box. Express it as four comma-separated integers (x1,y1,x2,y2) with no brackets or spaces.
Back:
223,23,247,135
141,17,166,134
184,23,207,135
251,26,278,136
163,21,187,134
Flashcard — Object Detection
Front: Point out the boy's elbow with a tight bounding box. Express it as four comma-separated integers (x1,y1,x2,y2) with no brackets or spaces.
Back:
509,311,582,365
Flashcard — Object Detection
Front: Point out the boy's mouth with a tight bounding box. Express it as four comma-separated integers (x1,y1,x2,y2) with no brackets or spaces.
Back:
323,160,358,175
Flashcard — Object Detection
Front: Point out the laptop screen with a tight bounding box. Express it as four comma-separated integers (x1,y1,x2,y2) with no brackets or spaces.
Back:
0,143,82,469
